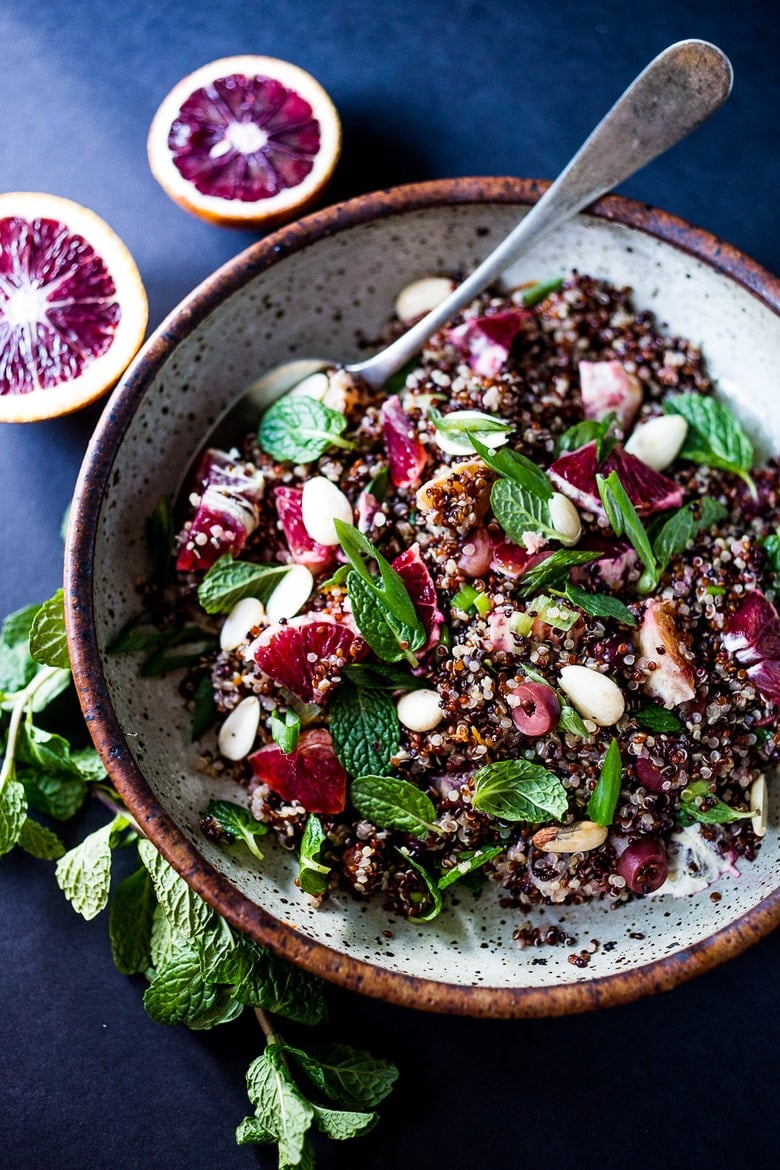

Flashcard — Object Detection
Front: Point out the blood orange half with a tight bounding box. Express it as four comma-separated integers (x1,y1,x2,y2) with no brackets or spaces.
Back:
0,193,148,423
147,55,342,228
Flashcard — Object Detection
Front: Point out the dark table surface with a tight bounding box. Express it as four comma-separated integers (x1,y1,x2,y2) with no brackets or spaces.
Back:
2,2,778,1167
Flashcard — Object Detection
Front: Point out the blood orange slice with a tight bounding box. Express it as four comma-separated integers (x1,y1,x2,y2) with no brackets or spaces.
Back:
0,193,147,422
249,728,348,815
147,56,342,228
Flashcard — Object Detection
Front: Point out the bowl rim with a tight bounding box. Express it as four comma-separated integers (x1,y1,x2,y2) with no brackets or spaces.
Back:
65,176,780,1019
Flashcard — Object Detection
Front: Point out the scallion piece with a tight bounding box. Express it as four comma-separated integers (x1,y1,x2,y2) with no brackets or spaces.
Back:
587,738,622,826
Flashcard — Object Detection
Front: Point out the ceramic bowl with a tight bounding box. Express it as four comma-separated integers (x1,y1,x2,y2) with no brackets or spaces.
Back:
66,178,780,1018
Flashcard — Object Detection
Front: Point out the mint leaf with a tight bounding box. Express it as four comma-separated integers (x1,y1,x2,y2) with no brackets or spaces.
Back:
259,395,352,462
680,780,754,825
468,432,552,499
28,589,70,669
55,815,128,920
517,549,599,597
312,1104,378,1139
397,847,443,921
635,706,683,732
20,769,87,821
346,571,420,663
0,602,40,694
143,940,222,1026
245,1045,314,1166
235,1116,275,1146
330,682,399,778
200,799,267,863
138,837,214,937
336,522,427,662
564,581,637,626
283,1042,399,1109
145,496,175,588
110,865,156,975
555,413,618,460
490,478,557,546
472,760,567,822
652,497,728,574
271,708,301,755
298,814,331,896
558,705,591,738
437,845,504,890
17,816,65,859
596,470,658,590
197,555,291,614
16,722,83,776
586,738,622,826
664,393,755,488
190,675,218,741
350,774,439,838
231,939,327,1025
0,779,27,855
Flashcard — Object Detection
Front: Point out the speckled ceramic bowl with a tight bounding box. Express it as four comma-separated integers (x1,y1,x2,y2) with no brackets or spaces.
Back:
66,178,780,1017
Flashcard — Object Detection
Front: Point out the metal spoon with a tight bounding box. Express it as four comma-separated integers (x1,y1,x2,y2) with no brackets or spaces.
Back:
202,39,732,446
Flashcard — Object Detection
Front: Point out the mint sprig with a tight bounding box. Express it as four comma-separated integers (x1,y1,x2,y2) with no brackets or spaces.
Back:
350,773,441,838
330,681,399,778
197,554,291,613
1,587,399,1166
679,780,756,825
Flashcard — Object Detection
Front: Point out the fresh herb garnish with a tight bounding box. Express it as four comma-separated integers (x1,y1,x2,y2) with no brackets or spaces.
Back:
258,395,353,463
516,549,600,597
1,586,398,1163
651,497,728,576
596,470,658,592
586,738,622,825
28,588,71,669
555,412,618,460
270,707,301,754
558,705,591,738
679,780,755,825
563,581,637,627
490,478,559,547
335,521,426,666
664,392,755,493
762,532,780,587
520,276,564,307
397,847,443,922
635,706,684,732
471,759,568,822
349,774,441,838
437,845,504,890
109,613,217,675
429,407,514,440
330,682,400,778
200,799,268,862
197,554,291,613
298,814,331,896
468,432,552,499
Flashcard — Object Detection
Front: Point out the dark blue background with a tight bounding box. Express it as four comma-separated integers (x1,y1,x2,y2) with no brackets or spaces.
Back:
1,2,778,1167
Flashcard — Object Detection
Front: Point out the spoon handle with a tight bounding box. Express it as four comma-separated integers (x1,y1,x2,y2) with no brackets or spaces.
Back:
348,39,732,389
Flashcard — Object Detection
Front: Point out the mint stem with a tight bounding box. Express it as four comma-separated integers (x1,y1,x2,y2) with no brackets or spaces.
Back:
0,664,62,791
92,786,142,836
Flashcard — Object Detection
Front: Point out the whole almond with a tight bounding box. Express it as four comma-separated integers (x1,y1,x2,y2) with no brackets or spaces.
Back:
532,820,608,853
559,664,625,726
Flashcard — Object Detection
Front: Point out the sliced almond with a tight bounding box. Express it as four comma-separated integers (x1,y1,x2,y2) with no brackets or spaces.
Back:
532,820,608,853
301,476,353,545
220,596,266,652
218,695,261,760
265,563,314,622
394,276,455,324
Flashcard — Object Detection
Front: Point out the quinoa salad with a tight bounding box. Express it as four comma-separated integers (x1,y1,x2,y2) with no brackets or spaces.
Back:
132,271,780,930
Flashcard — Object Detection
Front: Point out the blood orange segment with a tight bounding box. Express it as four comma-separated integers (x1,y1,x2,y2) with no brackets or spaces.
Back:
274,485,337,573
147,56,341,228
0,193,147,422
249,728,348,815
253,615,367,702
176,449,265,572
392,544,444,655
548,441,683,516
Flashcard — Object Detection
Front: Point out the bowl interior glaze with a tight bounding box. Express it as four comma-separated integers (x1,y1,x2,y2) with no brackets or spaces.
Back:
67,179,780,1017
